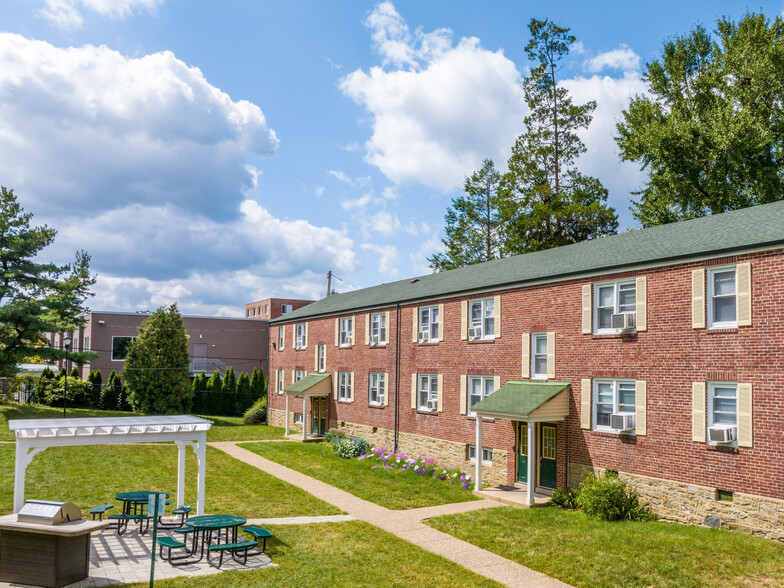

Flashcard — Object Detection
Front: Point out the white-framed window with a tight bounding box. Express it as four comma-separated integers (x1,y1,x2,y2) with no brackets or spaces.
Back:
418,374,439,411
418,306,439,342
264,304,269,317
593,379,636,430
252,307,256,317
83,336,90,352
532,333,548,379
276,369,285,394
468,375,495,416
369,372,385,406
281,304,293,314
594,280,636,333
278,326,285,350
708,382,737,429
111,336,135,361
293,413,303,424
467,445,493,464
295,369,305,382
338,371,352,401
317,344,326,373
468,298,494,340
246,309,250,317
708,266,737,329
339,317,353,347
370,312,387,345
295,323,307,349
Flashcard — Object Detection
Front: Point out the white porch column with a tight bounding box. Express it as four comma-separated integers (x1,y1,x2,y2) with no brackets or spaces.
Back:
474,416,483,491
13,440,26,512
176,440,186,509
196,432,207,516
526,421,535,506
302,395,309,441
284,393,290,436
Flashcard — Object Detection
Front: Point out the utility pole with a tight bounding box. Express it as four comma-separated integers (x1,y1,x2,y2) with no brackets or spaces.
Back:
326,271,332,298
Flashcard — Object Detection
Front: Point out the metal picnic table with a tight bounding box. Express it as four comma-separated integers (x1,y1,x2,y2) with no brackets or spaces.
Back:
112,491,170,534
183,514,247,563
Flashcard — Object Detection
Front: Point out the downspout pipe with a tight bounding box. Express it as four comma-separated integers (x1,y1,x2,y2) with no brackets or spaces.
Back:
394,301,400,452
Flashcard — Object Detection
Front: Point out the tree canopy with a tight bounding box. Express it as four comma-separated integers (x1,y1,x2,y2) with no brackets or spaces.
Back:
616,13,784,225
124,303,192,414
0,187,96,376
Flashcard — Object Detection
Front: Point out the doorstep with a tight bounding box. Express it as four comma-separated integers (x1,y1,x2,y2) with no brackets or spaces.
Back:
286,434,326,443
474,484,551,508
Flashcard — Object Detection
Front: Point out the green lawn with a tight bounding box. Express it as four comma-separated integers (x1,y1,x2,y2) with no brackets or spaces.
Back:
427,505,784,587
201,414,285,442
0,404,136,441
241,441,479,510
129,521,502,588
0,443,339,518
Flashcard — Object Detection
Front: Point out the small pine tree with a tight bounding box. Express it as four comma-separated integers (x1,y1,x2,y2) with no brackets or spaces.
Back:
116,376,131,412
192,371,207,392
237,372,251,396
250,367,265,400
101,370,120,411
40,367,54,379
69,367,80,380
222,367,237,394
207,371,222,392
89,370,102,409
56,367,66,379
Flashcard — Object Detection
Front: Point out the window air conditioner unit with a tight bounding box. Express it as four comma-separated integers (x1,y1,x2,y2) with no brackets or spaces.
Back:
467,326,482,340
610,413,635,432
369,335,379,346
426,399,439,411
611,312,636,331
708,425,737,444
418,331,430,343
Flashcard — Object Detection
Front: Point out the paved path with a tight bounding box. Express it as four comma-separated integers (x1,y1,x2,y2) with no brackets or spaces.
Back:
211,441,569,588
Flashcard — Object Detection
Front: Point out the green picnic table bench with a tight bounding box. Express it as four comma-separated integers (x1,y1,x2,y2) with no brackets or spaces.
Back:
89,504,114,520
156,536,191,565
243,526,273,553
208,540,258,567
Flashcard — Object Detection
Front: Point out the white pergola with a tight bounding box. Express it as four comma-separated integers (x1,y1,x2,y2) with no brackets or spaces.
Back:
9,415,213,515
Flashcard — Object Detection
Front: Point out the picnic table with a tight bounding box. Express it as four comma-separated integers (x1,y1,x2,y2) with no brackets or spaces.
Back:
183,514,248,566
109,491,170,534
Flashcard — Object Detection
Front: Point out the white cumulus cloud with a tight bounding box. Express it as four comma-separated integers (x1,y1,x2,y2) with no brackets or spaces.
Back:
361,243,400,279
340,2,526,192
39,0,164,30
585,45,641,73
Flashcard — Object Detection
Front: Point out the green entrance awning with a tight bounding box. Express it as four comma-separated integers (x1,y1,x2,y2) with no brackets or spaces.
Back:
472,381,570,420
284,373,332,396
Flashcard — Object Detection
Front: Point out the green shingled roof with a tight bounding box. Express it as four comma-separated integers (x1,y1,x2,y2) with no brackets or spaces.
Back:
275,200,784,323
284,372,330,394
472,382,570,417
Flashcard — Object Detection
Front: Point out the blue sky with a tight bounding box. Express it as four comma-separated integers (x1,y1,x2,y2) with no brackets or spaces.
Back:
1,0,781,316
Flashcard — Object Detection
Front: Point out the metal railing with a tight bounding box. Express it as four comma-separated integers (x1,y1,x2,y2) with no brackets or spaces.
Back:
189,357,230,376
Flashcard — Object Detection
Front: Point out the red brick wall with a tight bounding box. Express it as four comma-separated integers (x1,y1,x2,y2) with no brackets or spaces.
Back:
270,248,784,500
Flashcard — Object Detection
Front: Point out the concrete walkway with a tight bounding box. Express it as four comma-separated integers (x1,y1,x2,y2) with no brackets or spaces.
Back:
211,442,569,588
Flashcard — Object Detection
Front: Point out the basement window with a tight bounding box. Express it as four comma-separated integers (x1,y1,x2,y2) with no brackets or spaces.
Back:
716,489,734,502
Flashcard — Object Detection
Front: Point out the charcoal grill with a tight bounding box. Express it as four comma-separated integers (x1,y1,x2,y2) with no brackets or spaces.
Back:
17,500,83,525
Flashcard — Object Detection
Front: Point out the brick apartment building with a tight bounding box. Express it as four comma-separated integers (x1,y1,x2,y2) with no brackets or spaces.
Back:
268,201,784,538
48,312,269,380
244,298,313,320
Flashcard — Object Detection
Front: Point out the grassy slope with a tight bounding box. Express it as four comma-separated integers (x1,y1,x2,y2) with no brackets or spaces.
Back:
241,441,478,510
427,505,784,588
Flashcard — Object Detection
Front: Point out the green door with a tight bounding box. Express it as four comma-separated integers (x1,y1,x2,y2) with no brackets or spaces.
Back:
319,397,326,435
312,398,327,436
312,399,319,436
517,423,528,483
539,423,557,489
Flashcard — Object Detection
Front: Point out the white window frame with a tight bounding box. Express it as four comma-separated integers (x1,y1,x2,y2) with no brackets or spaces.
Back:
295,323,307,349
281,304,293,314
246,309,251,317
531,333,548,380
317,344,326,373
83,336,89,352
293,413,303,424
707,381,738,445
370,312,387,345
418,374,438,411
276,369,285,394
593,379,636,432
469,298,495,340
467,445,493,464
369,372,385,406
111,336,136,362
467,375,495,417
593,279,636,334
278,327,285,350
339,317,353,347
338,371,352,402
707,265,737,329
418,306,439,342
264,304,269,317
295,369,305,382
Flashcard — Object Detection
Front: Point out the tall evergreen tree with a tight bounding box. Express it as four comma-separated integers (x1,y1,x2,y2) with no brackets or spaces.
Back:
222,366,237,394
616,13,784,225
249,367,265,400
429,159,507,271
124,303,191,414
69,367,80,380
192,371,207,392
101,370,120,411
502,19,618,252
0,187,96,376
207,371,222,393
237,372,251,396
88,370,102,409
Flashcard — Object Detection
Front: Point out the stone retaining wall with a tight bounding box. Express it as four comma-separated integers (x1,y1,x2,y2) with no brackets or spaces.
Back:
570,462,784,541
268,407,303,431
332,420,509,487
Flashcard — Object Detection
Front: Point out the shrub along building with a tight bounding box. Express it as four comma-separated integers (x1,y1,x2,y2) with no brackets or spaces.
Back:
269,201,784,539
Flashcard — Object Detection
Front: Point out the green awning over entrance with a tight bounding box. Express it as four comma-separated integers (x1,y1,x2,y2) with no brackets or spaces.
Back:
472,381,570,420
284,373,332,396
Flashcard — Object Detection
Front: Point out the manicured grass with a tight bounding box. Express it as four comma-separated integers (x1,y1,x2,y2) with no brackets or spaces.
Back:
0,403,136,441
128,521,502,588
0,443,339,518
427,505,784,587
201,414,285,442
241,441,479,510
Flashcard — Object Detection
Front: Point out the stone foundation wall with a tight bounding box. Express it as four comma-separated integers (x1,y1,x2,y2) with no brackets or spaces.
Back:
268,407,303,432
570,463,784,541
332,419,509,487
